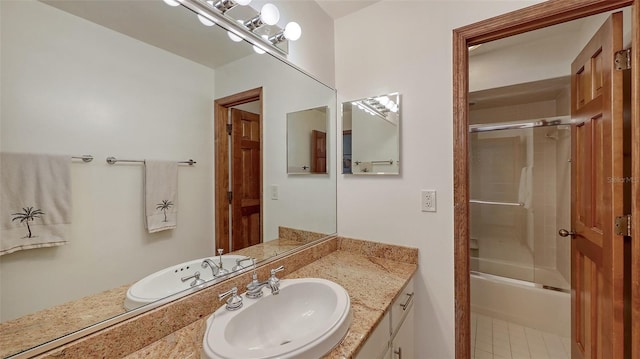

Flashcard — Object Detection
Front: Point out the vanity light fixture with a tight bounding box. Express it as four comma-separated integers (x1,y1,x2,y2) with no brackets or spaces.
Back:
244,3,280,31
166,0,301,56
208,0,251,14
269,22,302,44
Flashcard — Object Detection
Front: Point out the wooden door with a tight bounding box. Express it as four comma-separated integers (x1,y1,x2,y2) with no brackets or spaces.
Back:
570,12,624,358
230,108,262,251
311,130,327,173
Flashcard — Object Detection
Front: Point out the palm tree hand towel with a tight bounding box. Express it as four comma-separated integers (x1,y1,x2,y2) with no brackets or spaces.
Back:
1,152,71,256
144,160,178,233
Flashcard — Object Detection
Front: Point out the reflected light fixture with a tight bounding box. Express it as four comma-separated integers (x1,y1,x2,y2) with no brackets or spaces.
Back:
227,19,245,42
163,0,181,6
253,35,269,54
244,3,280,31
197,11,216,26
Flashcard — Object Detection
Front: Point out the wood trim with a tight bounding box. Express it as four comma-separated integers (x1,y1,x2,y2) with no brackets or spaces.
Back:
452,1,636,358
632,2,640,357
455,0,633,46
214,87,263,253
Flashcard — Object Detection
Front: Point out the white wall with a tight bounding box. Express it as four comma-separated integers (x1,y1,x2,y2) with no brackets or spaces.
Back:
0,0,215,321
469,29,581,92
215,54,337,241
335,1,543,357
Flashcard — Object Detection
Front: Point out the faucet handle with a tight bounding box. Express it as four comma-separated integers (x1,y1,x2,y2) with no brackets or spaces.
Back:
180,271,204,287
270,265,284,277
218,287,243,311
232,257,255,271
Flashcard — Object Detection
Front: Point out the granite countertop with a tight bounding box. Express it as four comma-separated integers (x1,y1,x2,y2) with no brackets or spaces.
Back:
0,233,314,359
125,240,418,359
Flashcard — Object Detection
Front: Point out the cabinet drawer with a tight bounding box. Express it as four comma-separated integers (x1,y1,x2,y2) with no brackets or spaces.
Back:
391,278,414,335
355,311,390,359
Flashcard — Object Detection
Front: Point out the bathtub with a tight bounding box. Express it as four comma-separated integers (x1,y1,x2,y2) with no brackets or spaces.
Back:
471,271,570,336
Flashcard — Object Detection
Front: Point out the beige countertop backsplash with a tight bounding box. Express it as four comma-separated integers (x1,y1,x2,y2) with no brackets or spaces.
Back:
33,236,417,359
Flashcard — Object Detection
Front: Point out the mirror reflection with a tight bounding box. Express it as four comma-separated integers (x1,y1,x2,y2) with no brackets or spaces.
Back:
342,93,400,175
0,0,336,357
287,107,329,174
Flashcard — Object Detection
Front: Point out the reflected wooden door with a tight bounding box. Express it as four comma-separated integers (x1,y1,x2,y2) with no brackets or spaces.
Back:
570,12,624,359
231,108,262,251
311,130,327,173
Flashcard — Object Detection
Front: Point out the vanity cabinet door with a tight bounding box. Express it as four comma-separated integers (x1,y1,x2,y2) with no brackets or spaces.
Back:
354,311,390,359
391,279,415,333
391,303,415,359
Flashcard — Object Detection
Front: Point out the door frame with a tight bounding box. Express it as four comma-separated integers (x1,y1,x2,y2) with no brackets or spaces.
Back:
451,1,639,358
214,87,263,253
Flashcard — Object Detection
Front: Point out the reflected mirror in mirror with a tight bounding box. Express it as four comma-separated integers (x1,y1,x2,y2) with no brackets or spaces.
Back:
0,0,336,357
342,93,400,175
287,107,329,174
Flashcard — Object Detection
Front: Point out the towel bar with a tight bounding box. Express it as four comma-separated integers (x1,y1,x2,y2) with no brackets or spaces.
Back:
72,155,94,163
106,157,196,165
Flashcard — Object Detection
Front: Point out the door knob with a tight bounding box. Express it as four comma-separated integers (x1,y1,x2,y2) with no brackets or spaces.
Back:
558,229,576,237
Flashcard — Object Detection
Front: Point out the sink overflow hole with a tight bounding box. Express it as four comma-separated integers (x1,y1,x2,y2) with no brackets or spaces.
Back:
280,340,291,346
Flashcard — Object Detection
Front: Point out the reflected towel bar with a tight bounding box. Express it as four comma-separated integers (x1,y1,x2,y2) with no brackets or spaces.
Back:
106,157,196,165
354,160,394,165
72,155,94,163
469,200,523,207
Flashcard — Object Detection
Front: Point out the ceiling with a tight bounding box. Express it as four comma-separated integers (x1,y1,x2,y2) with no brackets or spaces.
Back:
315,0,381,20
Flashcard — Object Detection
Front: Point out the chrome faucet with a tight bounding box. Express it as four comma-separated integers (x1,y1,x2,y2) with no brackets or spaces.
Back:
218,287,243,311
201,249,230,278
245,265,285,299
180,271,205,287
201,259,220,278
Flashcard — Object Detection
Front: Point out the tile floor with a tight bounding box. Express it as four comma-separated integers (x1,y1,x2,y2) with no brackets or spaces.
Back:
471,313,571,359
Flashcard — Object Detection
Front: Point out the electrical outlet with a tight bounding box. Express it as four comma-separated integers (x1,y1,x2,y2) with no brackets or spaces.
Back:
271,185,279,200
421,190,436,212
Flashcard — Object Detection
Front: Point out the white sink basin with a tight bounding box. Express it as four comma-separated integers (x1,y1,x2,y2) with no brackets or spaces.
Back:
124,255,250,310
202,278,352,359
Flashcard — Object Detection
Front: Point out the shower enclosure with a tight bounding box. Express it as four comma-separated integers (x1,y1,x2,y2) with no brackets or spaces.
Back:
469,116,572,291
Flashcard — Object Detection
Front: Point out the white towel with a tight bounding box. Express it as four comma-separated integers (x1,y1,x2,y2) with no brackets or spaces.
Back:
144,160,178,233
1,152,71,256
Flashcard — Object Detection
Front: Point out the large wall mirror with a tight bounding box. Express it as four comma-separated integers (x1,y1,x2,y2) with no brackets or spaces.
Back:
0,0,336,357
342,93,400,175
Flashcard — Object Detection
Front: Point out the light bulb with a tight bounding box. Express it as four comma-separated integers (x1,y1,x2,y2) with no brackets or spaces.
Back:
377,96,389,106
197,13,215,26
163,0,180,6
385,101,394,110
253,35,268,54
227,20,244,42
228,31,242,42
235,0,251,5
260,3,280,26
283,22,301,41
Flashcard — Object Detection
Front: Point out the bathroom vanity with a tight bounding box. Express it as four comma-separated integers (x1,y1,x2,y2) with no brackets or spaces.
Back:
30,236,417,358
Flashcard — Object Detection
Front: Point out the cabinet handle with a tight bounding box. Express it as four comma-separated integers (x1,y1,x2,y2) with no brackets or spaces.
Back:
394,347,402,359
400,292,414,311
